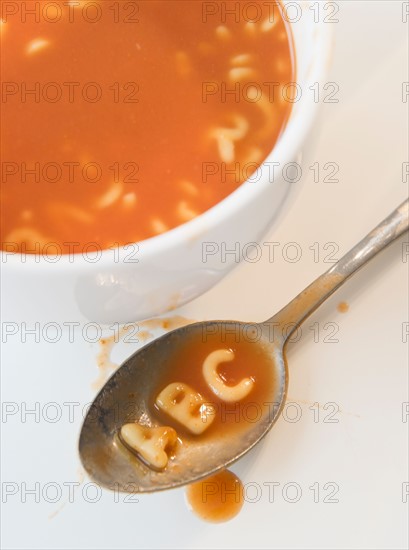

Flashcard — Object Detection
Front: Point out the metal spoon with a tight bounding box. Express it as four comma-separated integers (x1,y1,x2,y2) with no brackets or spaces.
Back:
79,199,408,493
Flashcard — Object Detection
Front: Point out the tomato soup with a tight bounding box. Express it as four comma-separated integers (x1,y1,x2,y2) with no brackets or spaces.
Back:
119,327,277,472
1,1,294,253
186,469,244,523
149,327,276,442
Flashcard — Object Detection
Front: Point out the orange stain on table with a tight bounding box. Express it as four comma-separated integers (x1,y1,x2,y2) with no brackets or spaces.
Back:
186,469,244,522
337,301,349,313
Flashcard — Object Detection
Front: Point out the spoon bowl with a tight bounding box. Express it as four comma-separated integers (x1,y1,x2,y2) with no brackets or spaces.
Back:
79,321,288,492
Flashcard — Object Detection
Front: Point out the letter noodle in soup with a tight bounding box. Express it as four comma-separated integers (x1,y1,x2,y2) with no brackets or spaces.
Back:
1,1,294,253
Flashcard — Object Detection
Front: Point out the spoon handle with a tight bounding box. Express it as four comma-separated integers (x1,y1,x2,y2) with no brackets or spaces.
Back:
265,198,408,341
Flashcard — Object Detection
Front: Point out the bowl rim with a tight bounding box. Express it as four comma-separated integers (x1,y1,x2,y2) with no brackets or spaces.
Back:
1,17,333,269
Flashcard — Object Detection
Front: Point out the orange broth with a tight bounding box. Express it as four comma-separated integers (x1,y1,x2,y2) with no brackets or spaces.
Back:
186,469,244,523
150,327,277,442
1,0,294,253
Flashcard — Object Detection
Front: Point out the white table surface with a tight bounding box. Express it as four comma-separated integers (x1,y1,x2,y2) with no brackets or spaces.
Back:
1,2,408,549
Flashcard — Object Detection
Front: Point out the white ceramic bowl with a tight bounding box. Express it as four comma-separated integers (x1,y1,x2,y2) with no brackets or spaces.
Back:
1,8,332,324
